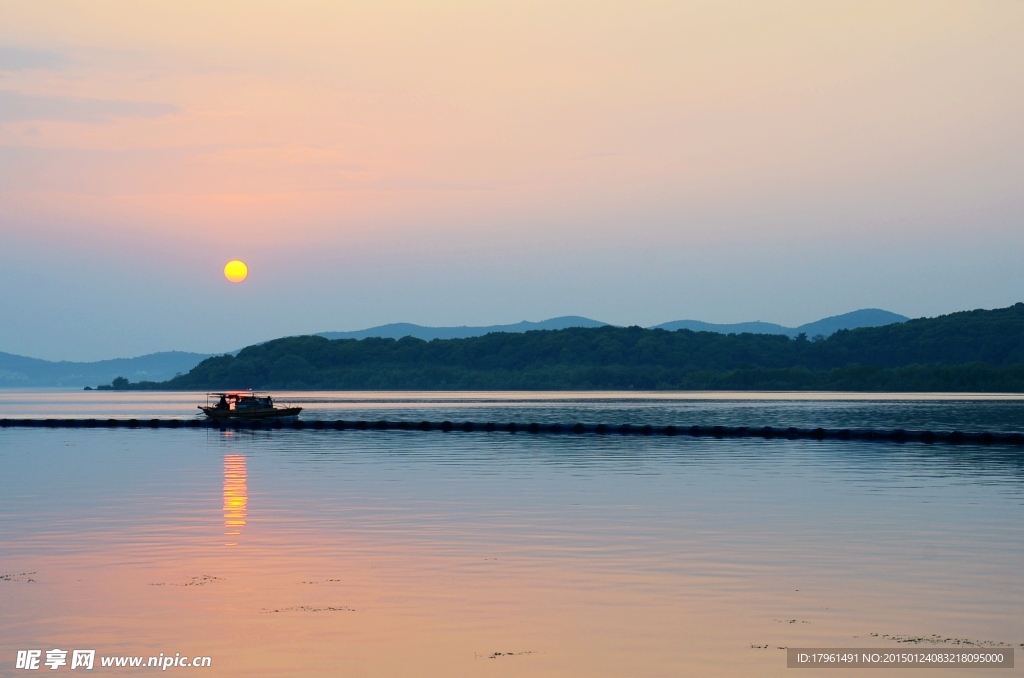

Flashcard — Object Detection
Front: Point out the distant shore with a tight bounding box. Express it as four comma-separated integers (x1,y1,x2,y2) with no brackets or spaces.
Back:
96,304,1024,393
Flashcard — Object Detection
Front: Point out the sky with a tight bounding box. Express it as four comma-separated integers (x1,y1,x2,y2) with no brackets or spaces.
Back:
1,1,1022,361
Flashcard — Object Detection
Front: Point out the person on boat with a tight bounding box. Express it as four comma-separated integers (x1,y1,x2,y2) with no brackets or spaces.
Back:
216,394,229,410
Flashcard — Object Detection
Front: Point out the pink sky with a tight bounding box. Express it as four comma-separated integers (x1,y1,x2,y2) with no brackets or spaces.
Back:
2,2,1022,360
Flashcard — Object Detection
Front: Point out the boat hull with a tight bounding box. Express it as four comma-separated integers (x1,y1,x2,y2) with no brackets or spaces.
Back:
200,406,303,420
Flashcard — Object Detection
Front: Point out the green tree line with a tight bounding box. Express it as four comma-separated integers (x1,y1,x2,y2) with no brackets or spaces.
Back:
114,303,1024,391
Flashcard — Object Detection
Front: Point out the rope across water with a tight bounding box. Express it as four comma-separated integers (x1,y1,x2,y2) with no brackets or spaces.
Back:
1,418,1022,445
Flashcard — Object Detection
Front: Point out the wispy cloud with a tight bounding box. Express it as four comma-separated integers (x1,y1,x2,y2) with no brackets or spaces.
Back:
0,91,177,123
0,46,70,71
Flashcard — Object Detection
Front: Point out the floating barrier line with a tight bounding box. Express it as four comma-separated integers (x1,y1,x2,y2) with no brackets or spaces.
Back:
1,418,1022,445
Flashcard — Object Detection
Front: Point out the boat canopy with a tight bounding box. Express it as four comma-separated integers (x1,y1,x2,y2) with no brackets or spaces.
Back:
205,392,274,410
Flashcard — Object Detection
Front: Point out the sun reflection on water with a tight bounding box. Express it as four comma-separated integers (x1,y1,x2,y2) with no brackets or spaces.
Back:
223,454,248,546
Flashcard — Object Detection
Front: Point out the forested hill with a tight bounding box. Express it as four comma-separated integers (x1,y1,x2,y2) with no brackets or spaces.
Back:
124,303,1024,391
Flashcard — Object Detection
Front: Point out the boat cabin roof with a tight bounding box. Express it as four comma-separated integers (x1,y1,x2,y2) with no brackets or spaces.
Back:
208,392,271,399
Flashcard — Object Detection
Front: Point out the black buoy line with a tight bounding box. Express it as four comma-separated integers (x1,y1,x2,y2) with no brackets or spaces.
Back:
1,418,1023,446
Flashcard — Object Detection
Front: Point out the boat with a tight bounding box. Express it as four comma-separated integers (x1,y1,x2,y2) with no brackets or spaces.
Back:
198,392,302,420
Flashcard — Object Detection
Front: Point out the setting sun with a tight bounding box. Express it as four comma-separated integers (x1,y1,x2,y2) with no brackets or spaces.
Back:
224,260,248,283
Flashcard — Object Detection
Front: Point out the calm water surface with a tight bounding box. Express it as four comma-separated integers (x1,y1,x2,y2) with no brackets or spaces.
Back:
1,392,1023,676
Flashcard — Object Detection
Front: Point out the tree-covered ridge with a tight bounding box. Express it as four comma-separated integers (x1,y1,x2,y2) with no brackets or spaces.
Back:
123,303,1024,391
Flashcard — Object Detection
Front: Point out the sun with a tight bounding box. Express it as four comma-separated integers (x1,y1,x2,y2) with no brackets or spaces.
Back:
224,260,248,283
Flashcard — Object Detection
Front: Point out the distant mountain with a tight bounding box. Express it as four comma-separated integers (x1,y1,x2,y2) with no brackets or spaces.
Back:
795,309,908,338
0,310,909,388
0,351,212,388
654,309,908,338
318,316,609,341
319,309,906,342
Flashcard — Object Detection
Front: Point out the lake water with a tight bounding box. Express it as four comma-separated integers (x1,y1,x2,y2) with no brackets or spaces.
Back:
2,391,1023,676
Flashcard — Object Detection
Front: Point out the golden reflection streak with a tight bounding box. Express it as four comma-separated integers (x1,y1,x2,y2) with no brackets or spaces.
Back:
223,454,247,546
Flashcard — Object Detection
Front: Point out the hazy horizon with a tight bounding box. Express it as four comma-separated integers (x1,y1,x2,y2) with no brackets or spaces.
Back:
3,2,1022,361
